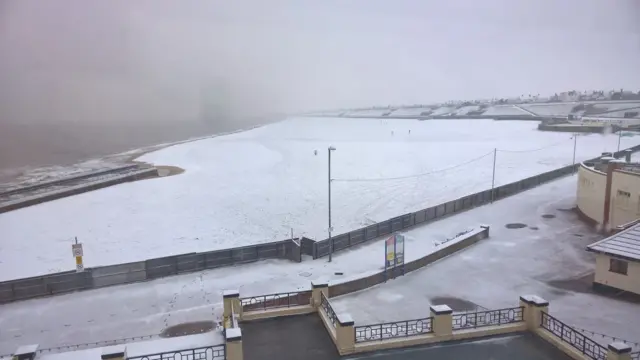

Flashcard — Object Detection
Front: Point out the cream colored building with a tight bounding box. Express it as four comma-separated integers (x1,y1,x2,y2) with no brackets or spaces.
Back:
587,224,640,296
576,154,640,231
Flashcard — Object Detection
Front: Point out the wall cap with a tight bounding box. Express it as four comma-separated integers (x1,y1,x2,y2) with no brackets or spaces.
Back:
102,345,126,360
222,290,240,298
519,295,549,307
430,305,453,315
311,281,328,289
608,342,632,354
225,328,242,342
14,345,38,356
337,313,355,326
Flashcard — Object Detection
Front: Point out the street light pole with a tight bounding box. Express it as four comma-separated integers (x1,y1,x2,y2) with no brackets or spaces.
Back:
490,148,496,203
328,146,336,262
618,130,622,152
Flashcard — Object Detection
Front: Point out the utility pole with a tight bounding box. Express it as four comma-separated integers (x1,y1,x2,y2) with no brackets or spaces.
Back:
328,146,336,262
491,148,497,203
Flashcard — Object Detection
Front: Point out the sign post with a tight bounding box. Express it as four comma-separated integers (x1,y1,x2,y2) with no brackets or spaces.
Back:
71,237,84,272
384,232,406,281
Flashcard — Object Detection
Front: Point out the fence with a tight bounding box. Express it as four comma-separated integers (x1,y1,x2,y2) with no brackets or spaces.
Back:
541,311,608,360
0,238,302,303
240,291,312,312
354,317,433,343
321,292,338,328
306,143,640,259
2,145,640,304
127,345,226,360
451,307,524,330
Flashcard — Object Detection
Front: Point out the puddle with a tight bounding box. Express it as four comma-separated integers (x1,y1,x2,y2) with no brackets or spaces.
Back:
505,223,527,229
160,321,215,338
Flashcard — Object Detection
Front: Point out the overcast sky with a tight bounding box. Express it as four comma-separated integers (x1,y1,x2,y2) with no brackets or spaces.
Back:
0,0,639,126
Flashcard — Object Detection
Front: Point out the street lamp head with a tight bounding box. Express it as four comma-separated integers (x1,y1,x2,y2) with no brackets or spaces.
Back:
328,146,336,151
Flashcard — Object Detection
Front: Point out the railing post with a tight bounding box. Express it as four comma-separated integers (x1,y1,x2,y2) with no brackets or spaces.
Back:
519,295,549,331
336,313,355,355
223,290,241,321
225,328,244,360
607,342,632,360
101,345,126,360
311,281,329,309
429,305,453,337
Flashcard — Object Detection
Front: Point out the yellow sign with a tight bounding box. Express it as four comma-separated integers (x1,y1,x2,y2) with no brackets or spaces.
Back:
75,256,83,265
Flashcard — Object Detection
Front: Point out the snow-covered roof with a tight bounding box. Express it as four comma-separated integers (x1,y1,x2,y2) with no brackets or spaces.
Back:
587,224,640,261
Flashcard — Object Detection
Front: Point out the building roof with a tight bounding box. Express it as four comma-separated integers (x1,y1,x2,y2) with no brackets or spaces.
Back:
587,223,640,261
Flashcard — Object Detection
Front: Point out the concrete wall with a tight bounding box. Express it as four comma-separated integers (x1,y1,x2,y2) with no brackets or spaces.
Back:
609,170,640,229
576,164,607,225
593,253,640,295
329,226,489,297
0,168,158,214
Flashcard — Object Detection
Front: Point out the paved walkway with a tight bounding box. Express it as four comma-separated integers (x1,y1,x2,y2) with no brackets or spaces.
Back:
242,314,339,360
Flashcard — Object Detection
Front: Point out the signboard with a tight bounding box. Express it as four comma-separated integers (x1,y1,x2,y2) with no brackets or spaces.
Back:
72,242,84,272
384,232,406,281
72,243,83,257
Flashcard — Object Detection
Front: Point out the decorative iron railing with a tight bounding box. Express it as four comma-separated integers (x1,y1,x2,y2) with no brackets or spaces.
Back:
631,351,640,360
541,312,607,360
320,292,337,327
354,317,433,343
240,291,311,312
452,306,524,330
127,345,225,360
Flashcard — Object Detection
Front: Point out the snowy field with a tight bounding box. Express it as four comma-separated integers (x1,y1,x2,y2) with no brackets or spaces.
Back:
2,175,639,355
1,117,639,280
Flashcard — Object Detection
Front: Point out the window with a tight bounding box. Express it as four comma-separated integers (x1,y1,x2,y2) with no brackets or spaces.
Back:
617,190,631,197
609,258,628,275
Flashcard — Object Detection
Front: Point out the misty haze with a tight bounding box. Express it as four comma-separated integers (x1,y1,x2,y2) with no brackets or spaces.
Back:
0,0,639,171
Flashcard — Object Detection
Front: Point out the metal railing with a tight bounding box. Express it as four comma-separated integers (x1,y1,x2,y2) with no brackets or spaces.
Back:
452,306,524,330
240,291,310,312
354,317,433,343
127,345,225,360
541,312,607,360
631,351,640,360
320,292,337,327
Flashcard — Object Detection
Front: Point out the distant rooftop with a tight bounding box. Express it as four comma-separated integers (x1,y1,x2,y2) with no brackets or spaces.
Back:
587,222,640,261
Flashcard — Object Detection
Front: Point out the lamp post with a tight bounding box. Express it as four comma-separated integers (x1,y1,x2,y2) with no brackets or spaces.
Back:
328,146,336,262
572,134,578,171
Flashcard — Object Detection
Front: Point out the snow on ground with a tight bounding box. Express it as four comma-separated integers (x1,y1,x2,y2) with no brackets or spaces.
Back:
521,103,577,116
482,106,530,116
33,332,223,360
0,173,635,355
429,106,455,115
1,118,639,280
330,175,640,348
388,107,431,116
346,109,391,116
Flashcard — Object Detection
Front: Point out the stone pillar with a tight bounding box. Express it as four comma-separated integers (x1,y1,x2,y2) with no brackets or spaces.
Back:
336,313,355,354
223,290,241,321
311,281,328,308
429,305,453,337
607,342,632,360
101,345,126,360
225,328,244,360
13,345,38,360
625,149,633,163
519,295,549,330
